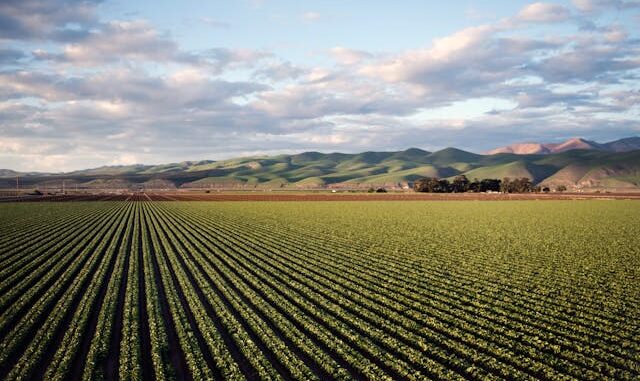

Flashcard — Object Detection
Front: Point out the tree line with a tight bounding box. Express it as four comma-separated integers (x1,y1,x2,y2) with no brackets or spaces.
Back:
413,175,566,193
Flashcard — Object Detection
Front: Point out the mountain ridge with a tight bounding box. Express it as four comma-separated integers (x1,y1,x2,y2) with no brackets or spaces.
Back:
487,137,640,155
2,141,639,191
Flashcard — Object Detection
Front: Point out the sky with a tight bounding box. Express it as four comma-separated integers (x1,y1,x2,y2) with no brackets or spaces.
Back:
1,0,639,171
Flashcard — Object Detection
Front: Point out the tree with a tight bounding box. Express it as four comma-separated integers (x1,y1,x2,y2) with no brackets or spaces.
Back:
468,178,481,192
414,177,438,192
513,177,533,193
451,175,470,193
375,187,387,193
479,179,501,192
542,187,550,193
501,177,512,193
412,177,510,193
436,179,451,193
413,177,450,193
556,184,567,192
500,177,532,193
413,178,430,192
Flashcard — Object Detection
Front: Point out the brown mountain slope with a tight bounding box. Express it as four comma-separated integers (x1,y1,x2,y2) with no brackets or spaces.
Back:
488,138,602,155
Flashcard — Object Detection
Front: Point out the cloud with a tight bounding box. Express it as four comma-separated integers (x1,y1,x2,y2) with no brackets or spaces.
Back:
34,20,178,65
31,22,271,75
0,48,25,64
242,8,639,154
0,0,101,41
0,64,278,171
359,25,499,86
516,3,572,23
2,0,640,171
0,71,73,101
301,11,321,22
572,0,640,12
354,16,638,111
530,41,640,83
109,153,139,165
329,47,373,65
253,67,421,120
573,0,605,12
511,87,596,109
197,48,273,72
198,17,231,29
357,25,566,106
605,89,640,105
1,67,269,110
252,61,305,81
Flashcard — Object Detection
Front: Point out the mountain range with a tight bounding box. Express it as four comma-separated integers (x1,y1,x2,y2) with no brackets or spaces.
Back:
487,137,640,155
1,137,639,191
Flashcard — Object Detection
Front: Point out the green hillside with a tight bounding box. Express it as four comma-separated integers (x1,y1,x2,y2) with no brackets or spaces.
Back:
461,161,557,183
2,147,639,191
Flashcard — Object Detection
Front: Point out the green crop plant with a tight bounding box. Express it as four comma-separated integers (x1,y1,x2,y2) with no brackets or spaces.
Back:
0,200,638,380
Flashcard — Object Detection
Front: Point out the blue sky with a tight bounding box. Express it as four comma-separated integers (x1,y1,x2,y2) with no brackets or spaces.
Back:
1,0,639,171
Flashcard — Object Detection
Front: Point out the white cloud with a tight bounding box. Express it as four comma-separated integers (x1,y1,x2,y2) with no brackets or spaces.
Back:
301,11,321,22
2,0,640,171
58,20,178,64
306,133,350,145
359,25,498,84
110,153,140,165
517,3,571,23
602,25,628,42
0,138,24,153
329,47,373,65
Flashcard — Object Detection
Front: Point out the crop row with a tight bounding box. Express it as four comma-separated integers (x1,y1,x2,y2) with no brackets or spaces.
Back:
0,200,637,380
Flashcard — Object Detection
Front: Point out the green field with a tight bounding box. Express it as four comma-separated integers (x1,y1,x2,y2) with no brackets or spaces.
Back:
0,201,639,380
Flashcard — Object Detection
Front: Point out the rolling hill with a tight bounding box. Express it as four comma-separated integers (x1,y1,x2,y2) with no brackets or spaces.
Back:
1,142,639,191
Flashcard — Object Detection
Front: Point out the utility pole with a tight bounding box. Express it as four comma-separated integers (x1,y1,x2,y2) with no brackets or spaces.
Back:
62,179,65,195
16,176,19,197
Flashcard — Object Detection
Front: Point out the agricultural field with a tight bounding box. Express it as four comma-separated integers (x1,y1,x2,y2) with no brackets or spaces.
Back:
0,200,638,380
